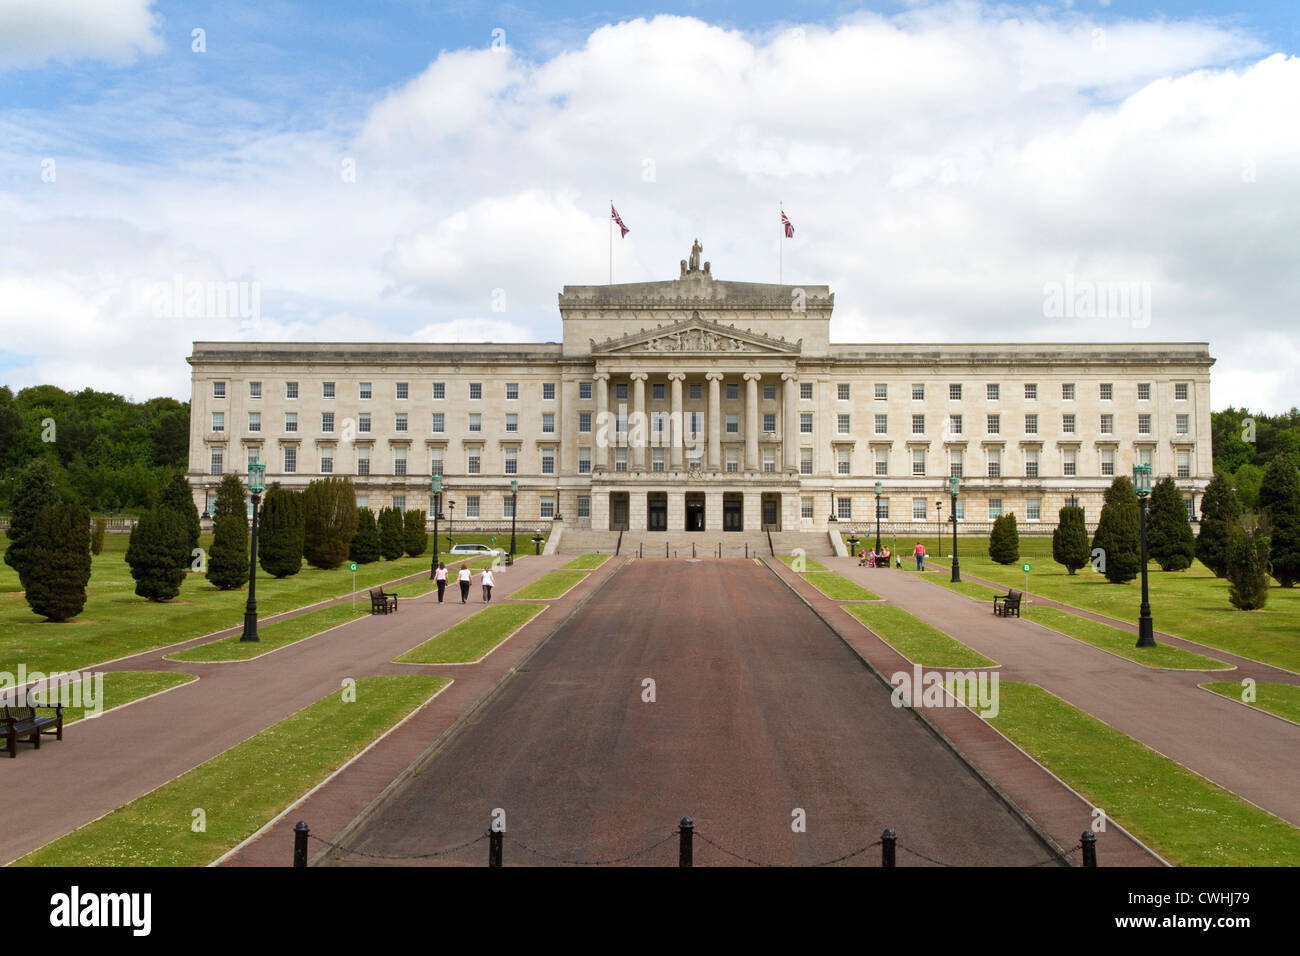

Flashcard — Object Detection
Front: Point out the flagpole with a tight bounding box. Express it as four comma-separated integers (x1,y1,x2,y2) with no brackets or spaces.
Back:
609,200,613,285
779,202,783,284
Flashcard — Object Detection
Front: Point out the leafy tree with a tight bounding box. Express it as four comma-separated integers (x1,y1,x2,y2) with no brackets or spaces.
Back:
1051,506,1089,574
1092,476,1141,584
125,508,189,602
1196,473,1240,577
1259,454,1300,587
1226,522,1271,610
378,506,405,560
258,484,304,578
988,512,1019,565
24,499,92,621
1230,463,1263,512
303,477,358,569
403,509,427,557
4,458,59,589
1146,477,1196,571
160,472,201,555
207,513,249,590
349,507,381,564
90,516,107,555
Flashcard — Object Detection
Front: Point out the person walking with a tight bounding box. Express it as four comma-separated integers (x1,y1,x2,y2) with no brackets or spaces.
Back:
457,565,471,603
914,541,926,571
481,566,495,602
434,562,448,603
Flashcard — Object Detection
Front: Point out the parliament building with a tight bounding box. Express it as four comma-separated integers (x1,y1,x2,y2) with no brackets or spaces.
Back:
186,242,1214,545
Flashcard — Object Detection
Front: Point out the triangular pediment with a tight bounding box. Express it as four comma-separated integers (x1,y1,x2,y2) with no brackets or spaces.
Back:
591,314,801,355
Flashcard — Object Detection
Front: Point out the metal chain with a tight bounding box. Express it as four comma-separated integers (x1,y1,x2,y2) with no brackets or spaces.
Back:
309,831,488,861
896,843,956,867
504,830,678,866
696,832,884,868
811,840,882,867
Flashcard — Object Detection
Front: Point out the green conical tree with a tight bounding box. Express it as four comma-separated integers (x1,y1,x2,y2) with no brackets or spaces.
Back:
91,516,107,556
207,513,250,590
24,499,92,621
212,473,248,522
1092,475,1141,584
4,458,59,590
378,506,405,560
125,507,189,602
1226,522,1270,610
989,512,1020,565
1259,454,1300,587
303,477,358,569
1052,505,1090,574
1196,473,1241,578
160,472,201,556
349,507,381,564
1146,477,1197,571
258,484,305,578
403,509,428,557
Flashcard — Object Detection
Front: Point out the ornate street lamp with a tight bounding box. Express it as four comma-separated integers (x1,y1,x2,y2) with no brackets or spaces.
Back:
874,480,883,555
509,479,519,557
240,461,267,642
1133,463,1156,647
829,491,837,523
429,473,443,579
935,499,943,567
948,474,961,583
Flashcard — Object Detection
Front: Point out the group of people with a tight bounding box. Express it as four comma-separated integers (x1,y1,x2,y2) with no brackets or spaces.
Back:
857,542,930,570
432,563,497,603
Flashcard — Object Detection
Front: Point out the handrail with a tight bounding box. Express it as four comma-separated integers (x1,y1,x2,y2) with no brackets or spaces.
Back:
615,529,623,555
767,529,775,556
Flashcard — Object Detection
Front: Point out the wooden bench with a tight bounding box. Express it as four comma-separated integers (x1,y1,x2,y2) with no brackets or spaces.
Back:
993,589,1023,618
2,702,64,758
369,588,398,614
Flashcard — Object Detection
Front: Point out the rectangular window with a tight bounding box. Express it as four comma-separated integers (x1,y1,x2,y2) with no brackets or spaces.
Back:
1139,448,1153,468
1138,414,1152,435
579,382,592,400
726,383,739,401
1025,413,1038,435
1026,498,1041,521
837,414,850,435
1062,383,1075,401
210,448,223,475
1185,497,1196,521
541,448,555,475
875,383,887,400
653,448,666,472
987,447,1001,478
579,412,591,433
358,413,371,433
838,383,850,401
543,382,556,400
249,381,262,399
505,413,518,433
878,499,891,520
912,414,925,435
949,414,962,435
430,451,443,476
726,414,739,434
504,447,518,475
320,450,333,474
395,413,408,433
616,383,628,401
577,496,591,519
912,498,928,520
764,384,776,401
875,414,888,434
801,497,814,520
689,412,702,436
801,382,814,400
949,451,963,478
286,381,298,400
1175,383,1189,401
1063,449,1077,477
838,498,853,521
466,496,480,519
987,414,1000,435
578,448,591,475
987,383,1000,401
949,383,962,401
470,383,482,400
801,412,814,434
359,382,372,400
911,383,924,400
911,448,926,476
356,496,369,510
395,382,408,400
321,412,334,433
542,413,556,433
248,412,261,433
800,448,813,475
726,448,739,473
763,413,776,433
614,448,627,472
213,381,226,398
392,495,405,513
1100,414,1113,435
875,449,888,476
431,413,444,433
393,451,407,477
615,410,627,434
690,383,702,400
1099,383,1113,401
506,383,518,400
653,412,666,435
468,413,481,432
539,497,555,519
1024,383,1036,400
1137,382,1150,401
1025,448,1039,478
432,382,445,400
653,383,666,401
1176,414,1189,435
1062,414,1076,434
357,453,370,477
1177,449,1191,478
836,447,851,476
989,498,1003,519
1101,448,1115,476
285,412,298,433
211,412,225,432
467,450,481,475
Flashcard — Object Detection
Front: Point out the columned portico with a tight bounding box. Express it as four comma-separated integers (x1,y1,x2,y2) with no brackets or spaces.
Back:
706,371,723,471
743,372,761,472
629,372,648,471
781,371,799,473
668,372,685,470
594,372,610,472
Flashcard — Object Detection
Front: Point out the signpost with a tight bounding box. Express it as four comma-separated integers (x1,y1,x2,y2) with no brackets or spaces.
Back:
350,562,358,612
1022,563,1031,611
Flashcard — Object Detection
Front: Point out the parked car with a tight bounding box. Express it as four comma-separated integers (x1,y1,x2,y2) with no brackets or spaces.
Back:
449,543,503,556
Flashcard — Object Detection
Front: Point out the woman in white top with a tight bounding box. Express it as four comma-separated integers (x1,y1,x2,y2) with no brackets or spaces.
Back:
434,563,448,603
481,567,495,602
457,566,472,603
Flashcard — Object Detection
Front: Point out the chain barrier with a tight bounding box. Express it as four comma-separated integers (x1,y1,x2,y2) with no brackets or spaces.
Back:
695,831,885,868
308,831,488,861
504,830,678,866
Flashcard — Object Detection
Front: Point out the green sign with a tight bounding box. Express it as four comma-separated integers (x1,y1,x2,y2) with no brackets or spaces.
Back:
349,562,358,572
490,536,496,544
1022,563,1031,572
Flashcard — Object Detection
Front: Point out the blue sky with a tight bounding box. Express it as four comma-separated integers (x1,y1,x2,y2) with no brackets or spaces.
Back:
1,1,1297,409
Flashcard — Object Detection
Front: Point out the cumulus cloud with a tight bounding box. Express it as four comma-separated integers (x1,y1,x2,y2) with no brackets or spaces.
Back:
0,0,162,69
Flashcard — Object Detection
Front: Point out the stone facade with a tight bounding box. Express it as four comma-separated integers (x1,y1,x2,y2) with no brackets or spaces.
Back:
187,245,1214,535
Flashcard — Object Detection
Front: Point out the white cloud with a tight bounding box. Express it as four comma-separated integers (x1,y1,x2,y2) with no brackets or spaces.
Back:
0,0,162,69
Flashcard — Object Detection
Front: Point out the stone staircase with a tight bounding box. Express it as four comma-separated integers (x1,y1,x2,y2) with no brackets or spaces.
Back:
556,528,836,558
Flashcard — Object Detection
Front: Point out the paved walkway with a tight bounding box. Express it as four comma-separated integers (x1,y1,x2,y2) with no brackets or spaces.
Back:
821,557,1300,829
0,554,613,865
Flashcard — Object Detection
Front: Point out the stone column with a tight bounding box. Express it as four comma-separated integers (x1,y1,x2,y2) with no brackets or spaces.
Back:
594,372,610,472
744,372,761,473
781,371,799,473
629,372,647,471
668,372,685,471
706,371,723,472
744,490,762,532
668,490,685,532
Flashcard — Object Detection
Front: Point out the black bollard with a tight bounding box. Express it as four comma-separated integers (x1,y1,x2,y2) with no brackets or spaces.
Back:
881,828,896,868
679,817,694,868
489,828,503,867
293,820,310,868
692,541,696,558
1081,830,1097,868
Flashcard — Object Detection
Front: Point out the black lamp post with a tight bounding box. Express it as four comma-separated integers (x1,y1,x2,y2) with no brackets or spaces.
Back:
935,499,943,566
447,500,455,547
1134,463,1156,647
829,491,837,523
429,473,443,579
846,535,859,558
948,474,961,583
509,479,519,557
874,480,883,555
532,528,544,556
240,461,266,642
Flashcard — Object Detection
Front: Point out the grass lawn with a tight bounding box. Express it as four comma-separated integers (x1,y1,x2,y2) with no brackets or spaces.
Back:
799,572,880,602
25,671,197,724
1202,681,1300,724
777,554,829,573
508,571,588,600
926,537,1300,673
395,604,547,664
167,602,367,662
15,675,447,867
925,576,1007,602
0,533,446,675
562,554,610,571
968,680,1300,866
844,604,996,668
1029,607,1229,671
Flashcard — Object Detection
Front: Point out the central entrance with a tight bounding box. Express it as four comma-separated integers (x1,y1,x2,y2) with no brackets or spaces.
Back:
723,493,743,531
647,492,667,531
685,493,705,531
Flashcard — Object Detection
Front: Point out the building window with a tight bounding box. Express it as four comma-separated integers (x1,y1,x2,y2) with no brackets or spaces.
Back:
689,412,702,435
912,414,925,435
286,381,298,400
1138,414,1152,435
468,413,482,432
467,450,481,475
837,414,850,435
948,414,962,435
875,383,887,400
1025,449,1039,478
578,448,591,474
801,497,814,520
1185,497,1196,521
211,412,225,432
542,413,556,433
395,413,408,433
431,413,444,433
875,449,888,476
1063,449,1077,477
539,497,555,519
393,452,407,477
506,383,519,400
911,448,926,476
652,383,666,401
504,447,518,475
213,381,226,398
1026,498,1041,521
653,448,666,472
911,383,924,400
359,382,372,400
285,413,298,433
615,410,627,434
357,454,370,477
544,382,556,400
801,382,814,400
912,498,927,520
725,383,738,401
1138,448,1153,468
395,382,408,400
358,413,371,433
1065,495,1079,509
210,448,223,475
392,495,405,513
987,448,1001,478
987,384,1000,401
1062,383,1075,401
541,448,555,475
763,413,776,433
1101,448,1115,476
616,383,629,401
1100,414,1113,435
466,496,480,519
430,452,443,476
579,382,592,400
1177,449,1191,478
614,448,627,473
838,498,853,521
1024,383,1036,400
1025,414,1038,435
690,383,703,400
248,412,261,433
949,452,963,478
321,412,334,433
987,414,1000,435
653,412,666,435
1137,383,1150,401
838,383,850,401
579,412,592,433
1099,383,1113,401
874,414,888,434
836,448,851,476
432,382,445,400
320,450,333,474
725,448,739,473
356,496,369,510
763,384,776,400
989,498,1002,519
1176,414,1189,435
1062,414,1075,434
949,383,962,401
801,412,814,434
726,414,739,434
470,383,482,400
800,448,813,475
249,381,262,399
1175,383,1189,401
577,496,591,518
505,413,518,433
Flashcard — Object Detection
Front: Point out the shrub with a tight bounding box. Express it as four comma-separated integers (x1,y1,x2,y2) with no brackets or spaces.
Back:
125,508,189,602
303,477,358,569
989,512,1020,565
91,516,108,556
349,507,381,564
1147,477,1196,571
3,458,59,590
1051,506,1089,574
403,509,427,557
1226,523,1271,610
160,472,201,555
207,513,250,590
258,484,305,578
1196,473,1240,578
1092,475,1141,584
1259,454,1300,587
378,506,405,560
24,499,92,621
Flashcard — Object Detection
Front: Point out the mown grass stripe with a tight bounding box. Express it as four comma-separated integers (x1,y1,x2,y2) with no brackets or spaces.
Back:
396,604,546,665
845,604,996,668
508,571,588,600
1201,681,1300,724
